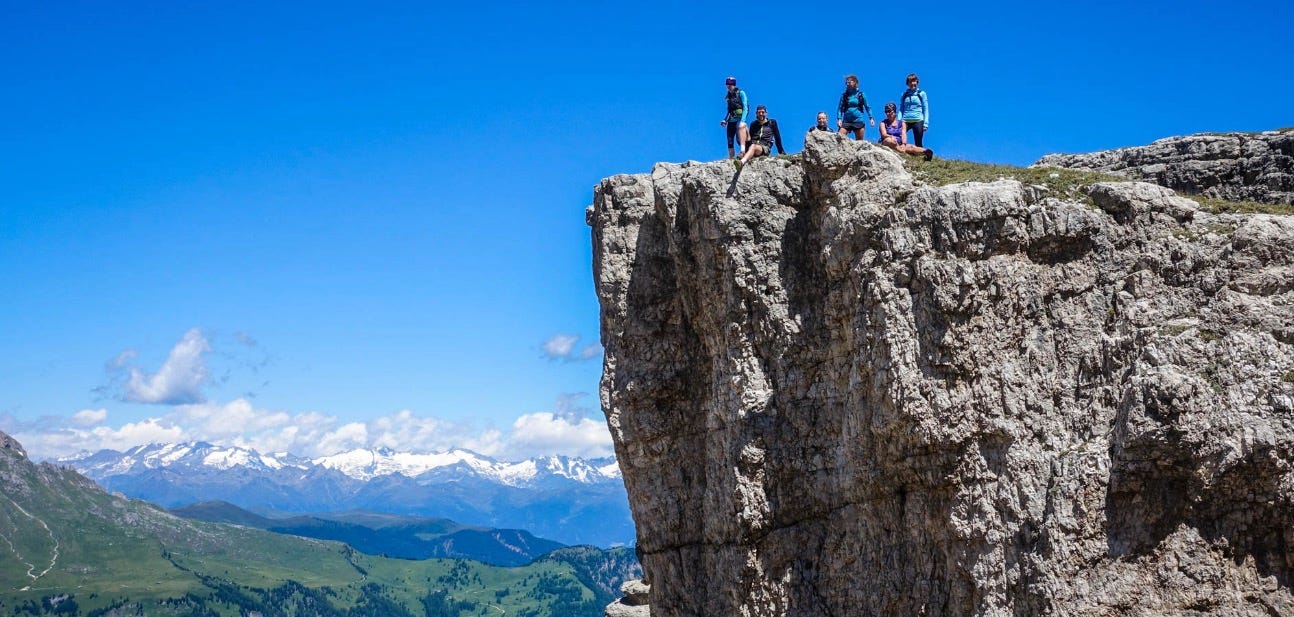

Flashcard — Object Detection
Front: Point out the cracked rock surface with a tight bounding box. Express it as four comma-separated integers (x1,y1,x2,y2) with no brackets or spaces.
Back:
590,131,1294,616
1037,129,1294,205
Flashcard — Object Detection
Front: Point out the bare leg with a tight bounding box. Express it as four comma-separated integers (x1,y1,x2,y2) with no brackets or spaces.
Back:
740,143,766,166
738,124,749,154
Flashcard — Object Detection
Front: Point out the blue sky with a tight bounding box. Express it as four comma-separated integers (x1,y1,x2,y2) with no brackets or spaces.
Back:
2,0,1290,461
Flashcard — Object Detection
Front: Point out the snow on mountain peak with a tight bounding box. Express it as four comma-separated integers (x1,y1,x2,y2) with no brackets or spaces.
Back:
61,441,621,486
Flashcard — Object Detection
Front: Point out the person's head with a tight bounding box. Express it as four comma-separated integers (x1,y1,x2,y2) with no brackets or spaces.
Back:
726,76,738,91
845,75,858,88
816,111,828,125
906,73,919,88
884,102,897,117
755,104,767,118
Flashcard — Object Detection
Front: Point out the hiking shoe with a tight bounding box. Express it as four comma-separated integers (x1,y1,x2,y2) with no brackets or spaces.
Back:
734,159,743,171
923,148,934,161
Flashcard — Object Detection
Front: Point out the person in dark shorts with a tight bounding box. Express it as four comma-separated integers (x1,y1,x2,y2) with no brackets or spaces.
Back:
879,102,933,160
735,105,783,170
809,111,832,133
836,74,874,140
899,73,930,147
721,76,749,159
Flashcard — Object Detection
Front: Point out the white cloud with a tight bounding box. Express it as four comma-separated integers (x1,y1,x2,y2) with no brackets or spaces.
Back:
578,343,604,361
542,334,579,359
17,418,184,459
16,396,613,462
500,411,614,460
541,334,602,362
120,328,211,405
71,408,108,427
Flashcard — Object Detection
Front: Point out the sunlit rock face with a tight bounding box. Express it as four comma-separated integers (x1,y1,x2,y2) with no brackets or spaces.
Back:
1038,129,1294,206
590,131,1294,616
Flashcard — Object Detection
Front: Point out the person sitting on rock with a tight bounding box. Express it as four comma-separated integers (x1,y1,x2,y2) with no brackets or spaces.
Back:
809,111,832,133
836,74,875,140
879,102,933,161
736,105,783,170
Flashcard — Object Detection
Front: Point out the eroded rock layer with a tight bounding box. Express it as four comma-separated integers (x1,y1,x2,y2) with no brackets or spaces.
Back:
1037,129,1294,205
591,132,1294,616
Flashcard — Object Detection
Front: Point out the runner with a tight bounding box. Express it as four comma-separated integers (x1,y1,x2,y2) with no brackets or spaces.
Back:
900,73,930,147
836,75,875,140
736,105,783,170
879,102,934,160
721,76,750,158
809,111,832,133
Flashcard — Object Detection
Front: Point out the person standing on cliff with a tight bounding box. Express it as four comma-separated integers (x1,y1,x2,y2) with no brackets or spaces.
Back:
899,73,930,148
809,111,832,133
735,104,783,170
721,76,750,159
837,74,875,140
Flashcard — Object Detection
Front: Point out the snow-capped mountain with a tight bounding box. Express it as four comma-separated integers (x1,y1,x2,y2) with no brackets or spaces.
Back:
310,447,622,486
71,441,310,476
58,442,632,547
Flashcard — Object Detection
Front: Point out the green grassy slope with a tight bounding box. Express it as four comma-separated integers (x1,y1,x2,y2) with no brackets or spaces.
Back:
0,437,638,616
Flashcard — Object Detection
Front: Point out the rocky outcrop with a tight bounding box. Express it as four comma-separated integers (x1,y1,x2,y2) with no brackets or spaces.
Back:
590,132,1294,616
1037,129,1294,205
604,579,651,617
0,430,25,458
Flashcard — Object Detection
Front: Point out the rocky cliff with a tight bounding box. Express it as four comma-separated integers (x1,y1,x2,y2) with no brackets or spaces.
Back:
1037,129,1294,205
590,132,1294,616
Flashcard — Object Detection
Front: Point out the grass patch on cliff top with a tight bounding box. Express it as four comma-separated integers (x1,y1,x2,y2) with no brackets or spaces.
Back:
903,157,1122,202
903,157,1294,215
1188,195,1294,215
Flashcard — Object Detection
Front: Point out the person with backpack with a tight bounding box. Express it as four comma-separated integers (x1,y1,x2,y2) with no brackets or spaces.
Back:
836,75,874,140
809,111,832,133
721,76,750,159
879,102,934,160
735,105,784,170
899,73,930,147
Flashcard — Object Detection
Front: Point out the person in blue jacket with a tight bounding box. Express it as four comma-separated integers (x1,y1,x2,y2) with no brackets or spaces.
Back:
900,73,930,147
721,76,749,159
836,75,874,140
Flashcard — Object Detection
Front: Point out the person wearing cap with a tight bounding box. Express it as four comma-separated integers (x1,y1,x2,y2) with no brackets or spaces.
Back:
879,101,934,160
836,74,875,140
735,105,783,170
721,77,750,159
809,111,832,133
899,73,930,147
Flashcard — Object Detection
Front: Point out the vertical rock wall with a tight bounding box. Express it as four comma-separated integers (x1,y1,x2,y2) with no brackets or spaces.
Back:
590,132,1294,616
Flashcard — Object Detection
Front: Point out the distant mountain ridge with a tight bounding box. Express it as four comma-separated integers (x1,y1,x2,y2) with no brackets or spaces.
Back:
59,442,634,547
0,430,641,616
66,441,622,485
169,501,565,566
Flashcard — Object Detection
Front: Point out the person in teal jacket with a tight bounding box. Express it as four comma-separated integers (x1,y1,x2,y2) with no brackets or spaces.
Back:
836,74,874,140
721,76,749,159
899,73,930,147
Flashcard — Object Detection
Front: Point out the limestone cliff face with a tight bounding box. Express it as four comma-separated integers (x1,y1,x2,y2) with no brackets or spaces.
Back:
590,132,1294,616
1037,129,1294,205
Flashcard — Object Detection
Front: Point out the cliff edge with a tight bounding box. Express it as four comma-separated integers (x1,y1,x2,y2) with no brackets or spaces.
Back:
1038,129,1294,206
590,131,1294,616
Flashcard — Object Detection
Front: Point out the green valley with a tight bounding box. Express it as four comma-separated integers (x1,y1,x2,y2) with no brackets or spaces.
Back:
0,433,638,616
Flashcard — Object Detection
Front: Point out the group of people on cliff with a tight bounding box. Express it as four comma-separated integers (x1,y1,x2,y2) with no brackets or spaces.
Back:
723,73,932,170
